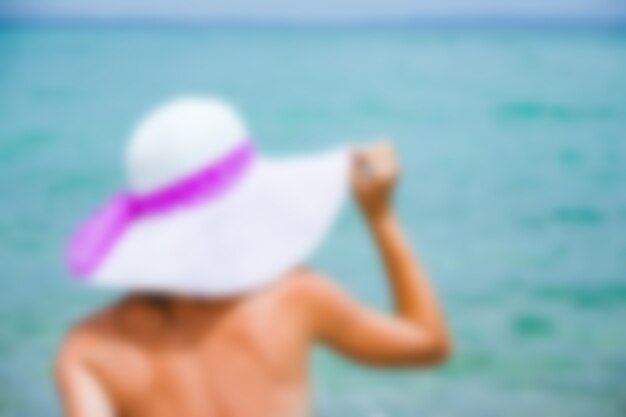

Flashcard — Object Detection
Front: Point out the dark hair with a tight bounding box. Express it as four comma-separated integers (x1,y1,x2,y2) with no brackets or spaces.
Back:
143,294,174,322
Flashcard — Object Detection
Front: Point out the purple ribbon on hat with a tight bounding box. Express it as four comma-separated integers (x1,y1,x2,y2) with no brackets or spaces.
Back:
67,141,255,278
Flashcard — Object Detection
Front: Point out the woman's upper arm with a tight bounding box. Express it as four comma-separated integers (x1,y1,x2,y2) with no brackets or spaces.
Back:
55,333,115,417
299,272,446,366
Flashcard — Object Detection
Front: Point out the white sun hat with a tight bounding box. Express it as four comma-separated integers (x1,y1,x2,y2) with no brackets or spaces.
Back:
66,97,351,296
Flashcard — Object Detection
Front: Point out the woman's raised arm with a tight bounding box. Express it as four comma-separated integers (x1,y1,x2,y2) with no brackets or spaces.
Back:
302,141,451,366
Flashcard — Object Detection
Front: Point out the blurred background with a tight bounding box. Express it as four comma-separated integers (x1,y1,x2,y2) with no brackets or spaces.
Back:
1,1,625,416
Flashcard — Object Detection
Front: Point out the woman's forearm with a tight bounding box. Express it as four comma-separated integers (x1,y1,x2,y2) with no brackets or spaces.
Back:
367,209,450,352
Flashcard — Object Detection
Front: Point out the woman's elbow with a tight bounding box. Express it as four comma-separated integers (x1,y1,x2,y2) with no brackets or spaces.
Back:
430,335,453,365
411,333,453,367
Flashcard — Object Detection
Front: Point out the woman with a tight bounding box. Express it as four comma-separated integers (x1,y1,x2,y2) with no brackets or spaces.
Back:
57,97,451,417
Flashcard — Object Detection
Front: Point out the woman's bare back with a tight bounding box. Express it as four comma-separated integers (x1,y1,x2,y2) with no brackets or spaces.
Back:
58,271,314,417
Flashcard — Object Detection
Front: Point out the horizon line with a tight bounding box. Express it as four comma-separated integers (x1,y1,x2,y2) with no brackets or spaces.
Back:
1,14,626,28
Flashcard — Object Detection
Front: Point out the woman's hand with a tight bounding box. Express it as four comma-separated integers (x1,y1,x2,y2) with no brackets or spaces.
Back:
350,140,400,218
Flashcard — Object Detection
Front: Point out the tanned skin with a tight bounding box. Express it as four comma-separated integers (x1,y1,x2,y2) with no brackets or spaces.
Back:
56,141,451,417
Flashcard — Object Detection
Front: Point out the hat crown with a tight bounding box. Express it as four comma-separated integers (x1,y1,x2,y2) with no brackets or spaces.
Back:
126,97,249,195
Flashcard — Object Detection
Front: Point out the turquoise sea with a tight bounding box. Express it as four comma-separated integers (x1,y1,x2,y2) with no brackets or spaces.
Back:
1,24,625,416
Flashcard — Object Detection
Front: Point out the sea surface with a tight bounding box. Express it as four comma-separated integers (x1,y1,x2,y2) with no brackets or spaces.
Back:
0,24,625,417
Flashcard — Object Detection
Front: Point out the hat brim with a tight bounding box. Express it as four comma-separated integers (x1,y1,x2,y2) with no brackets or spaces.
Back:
90,147,351,296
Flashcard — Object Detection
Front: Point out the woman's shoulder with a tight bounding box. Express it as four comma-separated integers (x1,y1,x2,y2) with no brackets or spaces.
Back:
275,266,341,299
268,266,352,324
